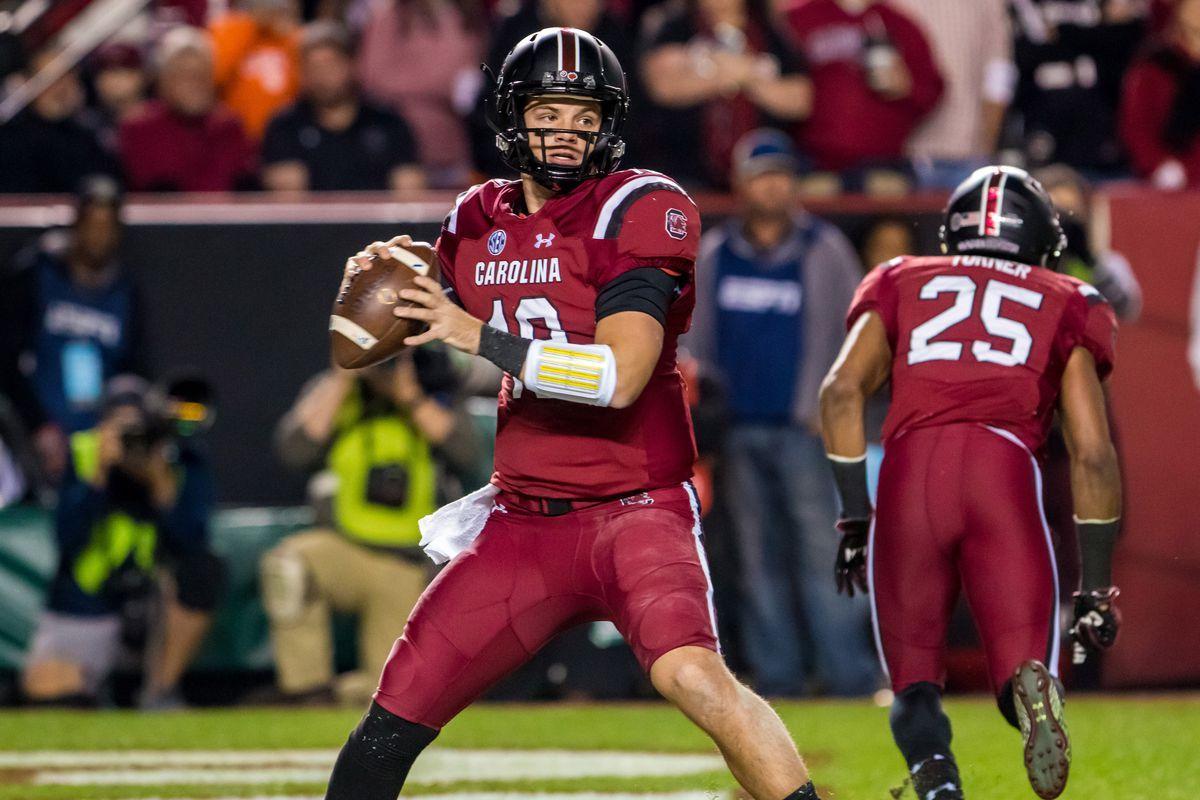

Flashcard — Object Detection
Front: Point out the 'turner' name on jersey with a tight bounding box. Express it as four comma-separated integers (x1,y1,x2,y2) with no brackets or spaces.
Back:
950,255,1033,280
475,258,563,286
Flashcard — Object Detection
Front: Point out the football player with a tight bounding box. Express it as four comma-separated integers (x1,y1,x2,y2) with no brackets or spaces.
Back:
325,28,822,800
819,166,1123,800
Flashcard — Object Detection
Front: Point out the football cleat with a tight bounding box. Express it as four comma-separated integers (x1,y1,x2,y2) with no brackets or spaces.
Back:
1012,660,1071,799
907,754,964,800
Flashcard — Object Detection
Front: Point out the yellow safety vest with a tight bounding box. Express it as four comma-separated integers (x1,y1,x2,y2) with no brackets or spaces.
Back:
68,430,157,595
327,389,436,547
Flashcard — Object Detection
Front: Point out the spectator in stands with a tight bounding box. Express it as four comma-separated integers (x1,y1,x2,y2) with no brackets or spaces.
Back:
159,0,210,26
0,177,143,486
1035,163,1143,320
470,0,633,177
89,44,150,152
1009,0,1147,176
637,0,811,189
687,130,878,696
892,0,1016,188
784,0,943,193
21,375,225,708
209,0,302,140
260,349,481,704
356,0,483,188
119,27,256,192
858,215,914,271
1119,0,1200,189
262,22,424,192
0,47,118,194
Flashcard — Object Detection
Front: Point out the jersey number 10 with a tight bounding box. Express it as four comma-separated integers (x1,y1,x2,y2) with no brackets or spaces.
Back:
488,297,568,342
488,297,568,398
908,276,1044,367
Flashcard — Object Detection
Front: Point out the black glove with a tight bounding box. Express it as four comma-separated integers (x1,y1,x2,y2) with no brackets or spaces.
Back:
835,517,870,597
1071,586,1121,665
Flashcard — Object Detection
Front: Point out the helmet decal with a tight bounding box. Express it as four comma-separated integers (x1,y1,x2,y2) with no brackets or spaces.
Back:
557,28,580,73
940,166,1067,269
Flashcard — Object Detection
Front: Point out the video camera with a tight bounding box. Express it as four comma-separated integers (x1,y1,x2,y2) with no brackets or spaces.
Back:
106,373,216,457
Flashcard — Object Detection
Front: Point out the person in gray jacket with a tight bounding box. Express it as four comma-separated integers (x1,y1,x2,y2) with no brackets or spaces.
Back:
688,129,879,696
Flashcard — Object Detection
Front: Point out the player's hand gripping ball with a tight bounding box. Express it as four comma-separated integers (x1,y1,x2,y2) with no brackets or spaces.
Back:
834,517,871,597
1070,586,1121,664
330,236,440,369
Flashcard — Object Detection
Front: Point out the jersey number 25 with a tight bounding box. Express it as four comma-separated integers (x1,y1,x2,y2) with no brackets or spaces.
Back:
908,276,1044,367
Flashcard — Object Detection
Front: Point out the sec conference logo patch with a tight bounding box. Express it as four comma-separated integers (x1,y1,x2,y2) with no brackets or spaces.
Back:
665,209,688,240
488,229,508,255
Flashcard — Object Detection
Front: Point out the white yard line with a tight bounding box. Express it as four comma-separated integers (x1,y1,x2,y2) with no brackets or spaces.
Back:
112,794,721,800
0,751,336,768
22,749,724,786
39,768,332,785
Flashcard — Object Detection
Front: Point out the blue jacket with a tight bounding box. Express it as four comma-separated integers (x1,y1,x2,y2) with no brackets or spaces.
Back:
0,238,143,433
688,212,863,426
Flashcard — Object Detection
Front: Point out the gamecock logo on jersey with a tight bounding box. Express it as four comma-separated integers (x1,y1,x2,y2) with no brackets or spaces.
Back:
665,209,688,240
488,229,507,255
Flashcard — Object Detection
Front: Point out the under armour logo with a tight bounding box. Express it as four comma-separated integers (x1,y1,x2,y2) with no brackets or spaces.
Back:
534,232,555,249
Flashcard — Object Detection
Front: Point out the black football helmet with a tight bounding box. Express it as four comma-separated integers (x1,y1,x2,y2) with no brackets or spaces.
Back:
485,27,629,191
939,166,1067,269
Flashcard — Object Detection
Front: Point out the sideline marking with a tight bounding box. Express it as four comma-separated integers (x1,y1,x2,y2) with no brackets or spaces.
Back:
19,749,724,786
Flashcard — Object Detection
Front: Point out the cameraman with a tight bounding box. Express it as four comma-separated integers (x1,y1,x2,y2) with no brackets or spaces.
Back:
260,346,480,704
20,376,224,707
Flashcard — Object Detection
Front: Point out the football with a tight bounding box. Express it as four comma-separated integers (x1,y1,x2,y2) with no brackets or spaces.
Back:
329,242,440,369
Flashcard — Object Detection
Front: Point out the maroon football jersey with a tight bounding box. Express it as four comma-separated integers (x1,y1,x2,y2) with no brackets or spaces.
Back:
848,254,1117,454
435,169,702,498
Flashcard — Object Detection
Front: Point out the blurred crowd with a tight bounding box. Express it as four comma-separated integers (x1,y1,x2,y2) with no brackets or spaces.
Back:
1,0,1199,195
0,0,1165,708
0,150,1143,708
0,174,495,706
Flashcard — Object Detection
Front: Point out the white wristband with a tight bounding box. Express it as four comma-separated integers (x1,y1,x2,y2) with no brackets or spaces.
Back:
520,339,618,406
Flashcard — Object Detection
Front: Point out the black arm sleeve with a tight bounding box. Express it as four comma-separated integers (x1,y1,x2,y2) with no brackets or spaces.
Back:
828,456,872,520
478,324,531,377
1078,518,1121,590
594,267,684,326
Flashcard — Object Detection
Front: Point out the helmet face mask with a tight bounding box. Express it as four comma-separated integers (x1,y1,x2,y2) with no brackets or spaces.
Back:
939,166,1068,270
486,28,629,191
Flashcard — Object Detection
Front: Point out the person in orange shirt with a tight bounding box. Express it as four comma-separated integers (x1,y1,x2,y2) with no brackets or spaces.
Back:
208,0,301,140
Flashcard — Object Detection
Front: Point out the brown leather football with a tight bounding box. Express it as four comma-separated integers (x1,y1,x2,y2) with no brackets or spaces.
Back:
329,243,440,369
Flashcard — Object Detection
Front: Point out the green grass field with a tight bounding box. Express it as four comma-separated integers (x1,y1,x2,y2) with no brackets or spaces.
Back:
0,695,1194,799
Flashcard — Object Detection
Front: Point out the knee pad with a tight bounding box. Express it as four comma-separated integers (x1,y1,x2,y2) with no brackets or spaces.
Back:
260,546,313,624
174,550,226,612
325,701,438,800
889,681,953,767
